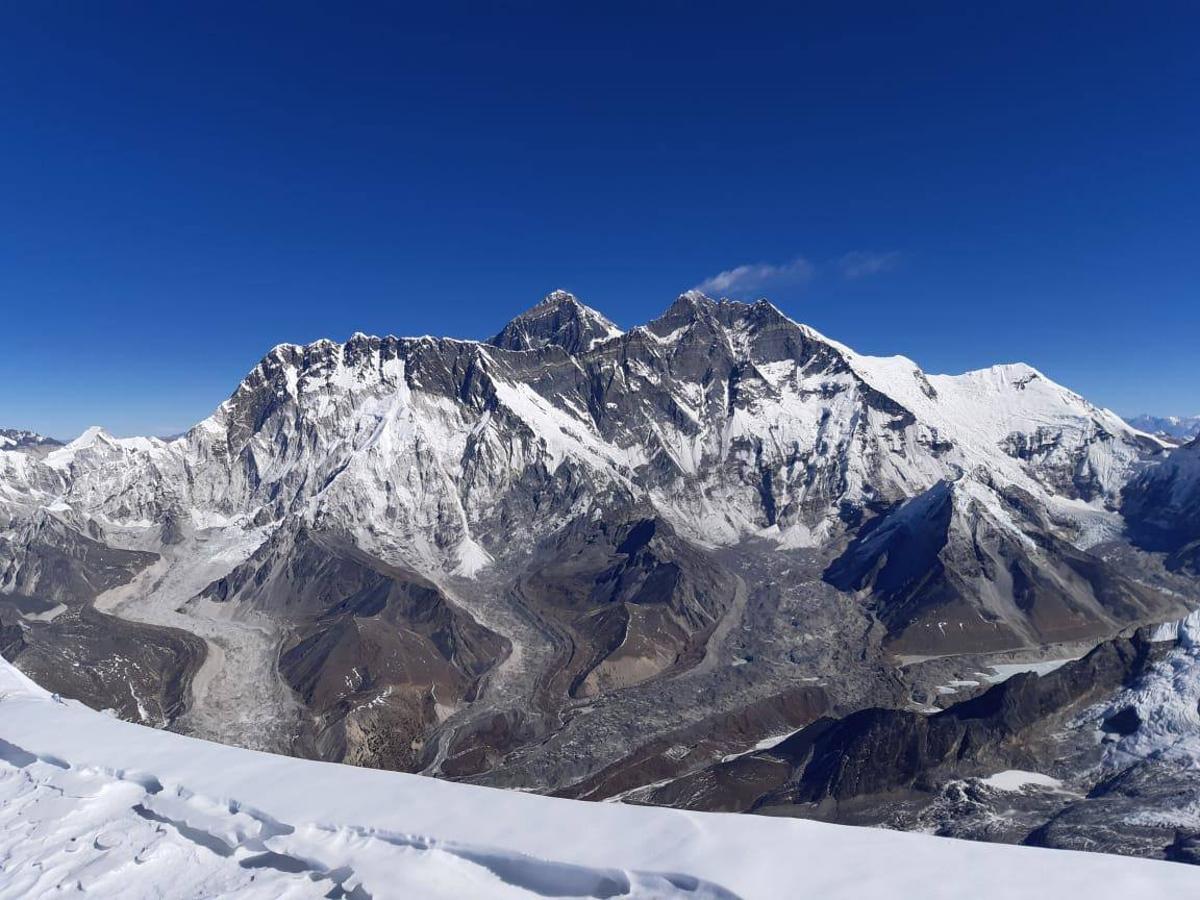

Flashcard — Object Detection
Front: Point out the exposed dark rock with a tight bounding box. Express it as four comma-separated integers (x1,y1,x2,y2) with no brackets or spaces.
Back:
824,480,1174,654
489,290,621,355
12,604,204,725
1167,831,1200,865
1122,438,1200,574
511,513,738,701
1101,705,1141,736
783,632,1158,803
0,514,158,607
203,526,509,771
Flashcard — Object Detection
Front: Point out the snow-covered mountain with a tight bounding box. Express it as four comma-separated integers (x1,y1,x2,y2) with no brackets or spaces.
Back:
0,428,60,454
3,651,1197,899
0,292,1165,569
1127,414,1200,443
0,291,1190,834
1122,436,1200,574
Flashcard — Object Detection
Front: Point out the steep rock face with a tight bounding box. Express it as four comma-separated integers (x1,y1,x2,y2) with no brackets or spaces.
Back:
489,290,623,354
202,526,509,770
512,515,738,699
784,632,1155,803
1122,438,1200,574
0,292,1165,577
640,625,1167,818
825,478,1176,654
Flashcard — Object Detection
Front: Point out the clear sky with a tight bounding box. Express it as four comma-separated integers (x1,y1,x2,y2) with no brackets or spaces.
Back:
2,3,1197,438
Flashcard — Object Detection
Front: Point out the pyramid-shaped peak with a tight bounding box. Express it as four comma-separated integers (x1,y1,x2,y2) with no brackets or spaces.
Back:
67,425,115,448
648,291,799,336
489,291,622,354
534,289,582,308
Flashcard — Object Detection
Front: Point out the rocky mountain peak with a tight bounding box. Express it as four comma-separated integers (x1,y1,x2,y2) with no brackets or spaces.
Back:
647,291,719,336
62,426,116,450
0,429,62,452
647,292,800,339
489,290,622,354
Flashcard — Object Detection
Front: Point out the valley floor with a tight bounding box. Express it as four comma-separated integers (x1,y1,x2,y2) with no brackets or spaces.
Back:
92,528,303,752
3,655,1198,899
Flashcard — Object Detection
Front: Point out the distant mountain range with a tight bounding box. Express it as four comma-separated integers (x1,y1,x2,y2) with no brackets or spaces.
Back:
1128,414,1200,443
0,428,61,453
1,290,1197,866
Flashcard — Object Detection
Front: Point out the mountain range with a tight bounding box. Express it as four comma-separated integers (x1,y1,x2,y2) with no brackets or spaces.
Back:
1126,414,1200,443
1,290,1197,863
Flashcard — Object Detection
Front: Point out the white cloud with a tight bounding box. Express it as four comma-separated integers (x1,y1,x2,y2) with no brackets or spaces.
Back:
693,257,814,297
837,250,902,280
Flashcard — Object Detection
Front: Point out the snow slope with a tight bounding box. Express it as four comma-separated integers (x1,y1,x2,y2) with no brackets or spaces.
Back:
2,657,1197,899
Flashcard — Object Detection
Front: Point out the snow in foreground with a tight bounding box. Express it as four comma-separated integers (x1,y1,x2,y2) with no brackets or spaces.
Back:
2,659,1197,899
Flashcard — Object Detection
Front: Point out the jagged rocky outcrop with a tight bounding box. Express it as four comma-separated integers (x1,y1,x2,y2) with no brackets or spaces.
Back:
489,289,623,354
626,609,1200,864
780,632,1157,804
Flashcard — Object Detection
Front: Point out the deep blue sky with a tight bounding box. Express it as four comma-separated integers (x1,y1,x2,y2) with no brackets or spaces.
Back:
2,3,1197,438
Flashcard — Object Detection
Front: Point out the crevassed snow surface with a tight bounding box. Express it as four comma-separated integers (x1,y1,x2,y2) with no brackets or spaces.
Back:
2,659,1197,899
1104,609,1200,768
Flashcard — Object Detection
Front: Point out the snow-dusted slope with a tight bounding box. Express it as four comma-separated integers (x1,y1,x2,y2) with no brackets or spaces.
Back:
1101,608,1200,768
490,289,624,353
1122,437,1200,574
1,655,1196,900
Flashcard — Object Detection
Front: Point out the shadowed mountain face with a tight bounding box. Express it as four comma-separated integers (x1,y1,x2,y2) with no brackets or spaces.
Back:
203,526,510,770
825,479,1179,654
0,292,1194,849
512,515,738,700
1122,438,1200,574
489,290,623,354
633,610,1200,864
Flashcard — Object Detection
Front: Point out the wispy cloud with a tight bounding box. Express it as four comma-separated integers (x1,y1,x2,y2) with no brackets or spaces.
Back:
836,250,902,280
693,257,814,297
